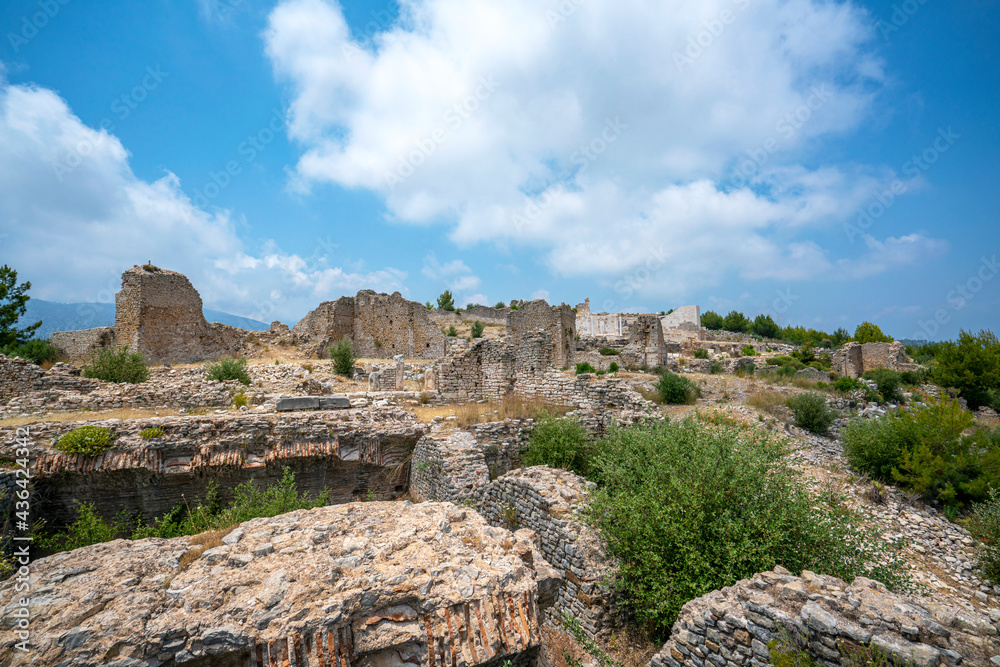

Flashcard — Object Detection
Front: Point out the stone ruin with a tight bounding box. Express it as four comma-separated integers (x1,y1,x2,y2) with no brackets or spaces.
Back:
50,265,247,364
575,299,701,347
293,290,446,360
832,341,923,379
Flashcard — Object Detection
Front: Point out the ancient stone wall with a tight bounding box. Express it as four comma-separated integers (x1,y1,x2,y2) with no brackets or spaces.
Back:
474,467,615,638
649,567,1000,667
291,296,355,342
509,300,576,368
832,342,912,379
48,326,114,359
463,305,510,326
0,410,427,535
619,315,667,369
0,356,102,409
660,306,701,331
0,502,546,667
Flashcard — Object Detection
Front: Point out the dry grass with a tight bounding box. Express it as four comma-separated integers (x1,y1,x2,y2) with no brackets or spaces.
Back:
408,395,570,427
177,527,234,571
636,387,663,404
745,390,789,417
541,624,658,667
0,407,184,427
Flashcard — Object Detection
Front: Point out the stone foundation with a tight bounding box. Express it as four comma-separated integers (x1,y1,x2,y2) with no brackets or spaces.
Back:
831,342,920,379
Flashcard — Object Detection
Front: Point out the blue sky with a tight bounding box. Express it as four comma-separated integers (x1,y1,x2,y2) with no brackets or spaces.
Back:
0,0,997,340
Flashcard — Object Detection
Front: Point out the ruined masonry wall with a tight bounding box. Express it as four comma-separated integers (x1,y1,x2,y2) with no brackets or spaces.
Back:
831,342,919,379
660,306,701,331
48,326,114,360
650,568,1000,667
463,306,510,326
509,301,576,368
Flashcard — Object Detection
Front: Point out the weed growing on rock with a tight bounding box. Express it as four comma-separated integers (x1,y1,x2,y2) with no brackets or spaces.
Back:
55,426,114,456
787,392,836,434
966,489,1000,583
609,361,619,373
600,347,621,356
205,356,251,385
139,426,164,439
82,346,149,384
586,417,912,639
576,362,597,375
447,325,458,337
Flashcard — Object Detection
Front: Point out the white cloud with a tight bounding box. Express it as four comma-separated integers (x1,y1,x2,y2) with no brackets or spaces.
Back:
0,79,405,324
265,0,945,297
530,289,550,301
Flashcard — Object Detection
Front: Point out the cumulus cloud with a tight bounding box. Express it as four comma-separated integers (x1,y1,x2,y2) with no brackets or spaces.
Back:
265,0,944,296
0,79,405,323
421,252,484,303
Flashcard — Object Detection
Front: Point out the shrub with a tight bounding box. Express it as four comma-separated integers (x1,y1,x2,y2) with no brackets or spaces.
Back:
863,369,905,403
854,322,893,344
0,339,58,365
968,489,1000,583
576,362,597,375
787,393,835,435
436,290,456,311
446,325,458,337
37,503,135,553
523,416,592,478
932,329,1000,409
232,392,249,408
55,426,114,456
740,345,757,357
701,310,724,330
843,397,1000,510
900,368,928,387
470,321,485,338
655,371,700,405
205,356,251,385
329,338,356,377
832,377,865,393
586,418,912,638
82,346,149,384
710,361,723,374
140,426,164,440
494,301,506,308
608,361,619,373
693,348,709,359
723,310,750,333
599,347,621,356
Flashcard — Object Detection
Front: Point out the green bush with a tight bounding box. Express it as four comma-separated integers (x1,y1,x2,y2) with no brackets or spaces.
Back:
37,503,135,553
832,377,865,393
723,310,750,333
55,426,114,456
693,348,709,359
576,361,597,374
751,314,781,339
436,290,456,311
523,417,592,478
470,321,485,338
864,369,905,403
701,310,724,330
842,397,1000,510
932,329,1000,409
655,371,700,404
967,489,1000,583
446,325,458,337
599,347,621,356
1,339,58,365
586,418,912,638
232,391,249,408
140,426,164,440
710,361,723,374
329,338,356,377
787,393,836,435
205,356,251,385
900,369,928,387
854,322,893,344
741,345,757,357
608,362,619,373
81,346,149,384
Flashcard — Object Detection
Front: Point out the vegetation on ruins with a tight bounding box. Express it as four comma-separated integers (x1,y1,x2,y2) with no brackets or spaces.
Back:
722,310,751,333
81,346,149,384
54,426,115,456
599,347,621,356
0,265,41,347
842,396,1000,511
787,392,836,435
585,418,911,639
862,369,906,403
0,338,58,365
752,314,781,339
930,329,1000,409
654,370,700,404
39,467,329,554
436,290,456,311
693,348,709,359
205,355,251,385
608,361,619,373
446,325,458,337
700,310,724,330
494,301,506,308
139,426,164,439
471,320,485,338
575,361,597,374
523,416,593,478
967,489,1000,583
740,345,757,357
853,321,893,344
709,360,723,374
329,338,356,377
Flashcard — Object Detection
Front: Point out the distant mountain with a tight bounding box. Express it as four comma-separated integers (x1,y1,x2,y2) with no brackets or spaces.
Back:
19,300,270,339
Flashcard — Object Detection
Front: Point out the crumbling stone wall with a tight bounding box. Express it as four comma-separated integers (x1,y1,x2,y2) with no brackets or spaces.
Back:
619,315,667,369
49,326,114,359
463,305,510,325
509,300,576,368
112,264,246,363
294,291,446,359
832,342,916,379
0,356,101,408
649,567,1000,667
660,306,701,331
474,467,615,638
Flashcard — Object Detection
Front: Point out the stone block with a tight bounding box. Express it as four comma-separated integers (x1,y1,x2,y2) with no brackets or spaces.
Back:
318,396,351,410
275,396,320,412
